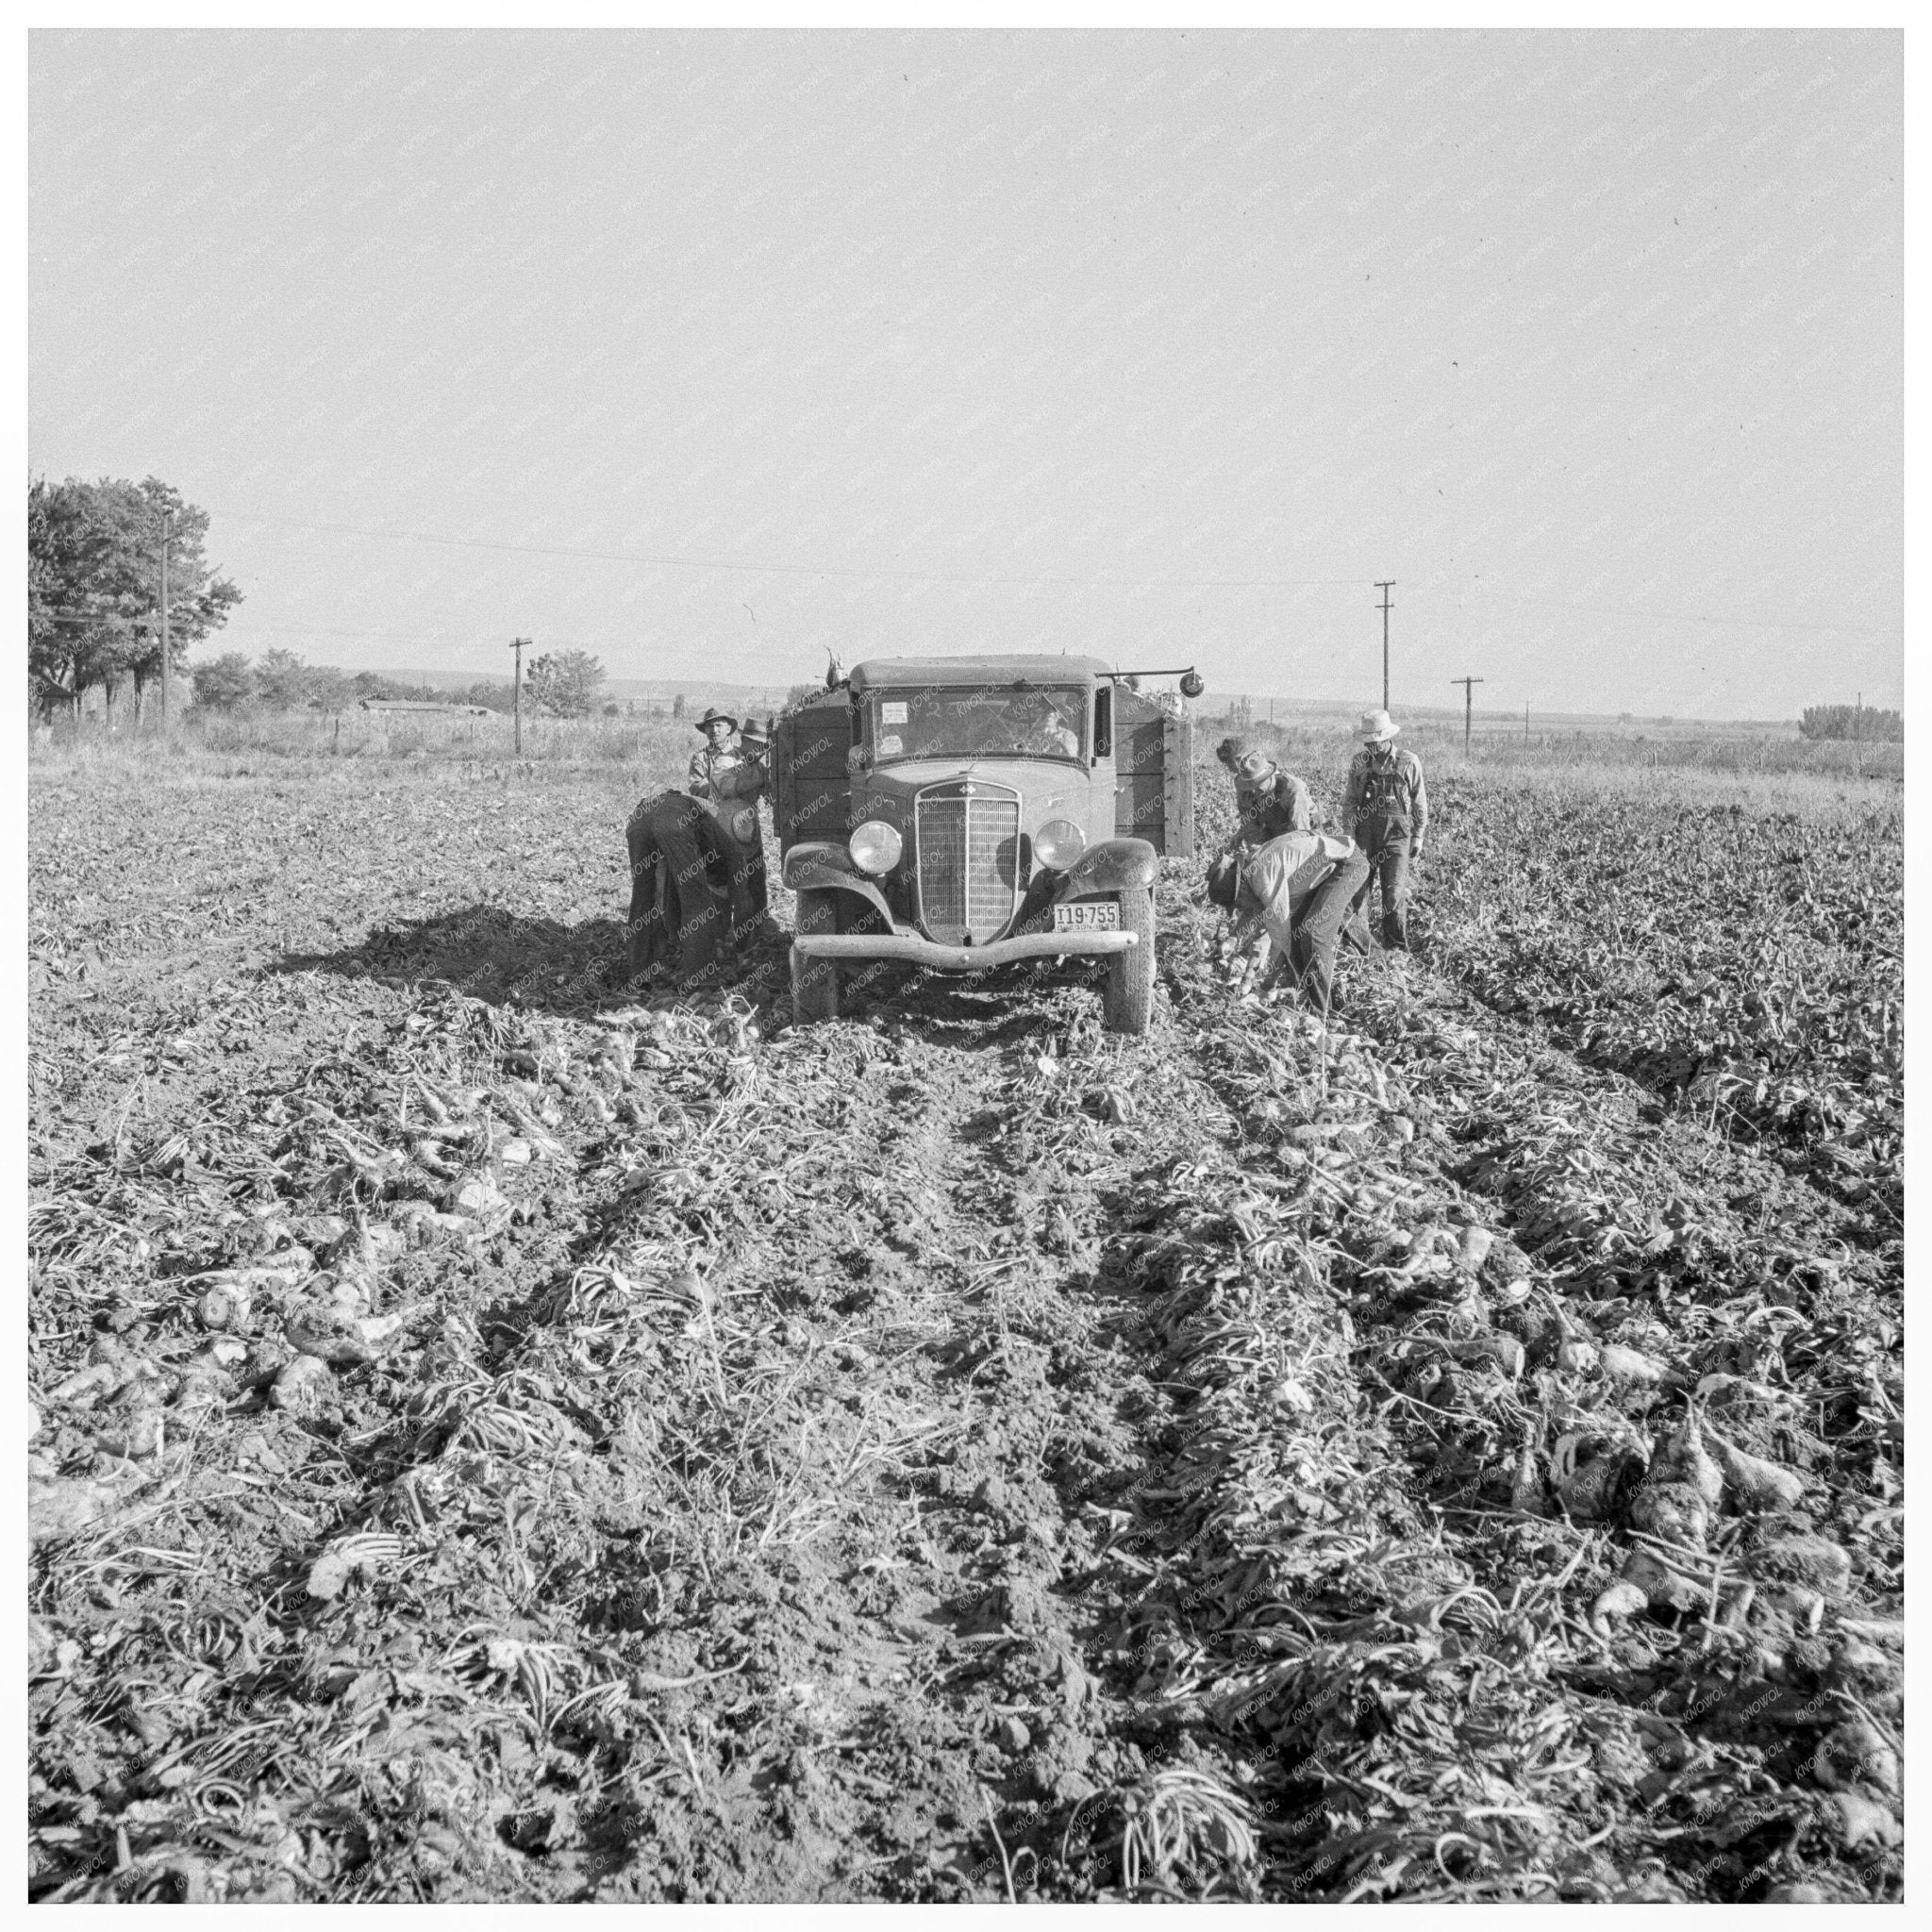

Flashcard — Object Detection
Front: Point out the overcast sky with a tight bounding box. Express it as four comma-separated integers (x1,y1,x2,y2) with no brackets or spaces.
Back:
30,28,1902,719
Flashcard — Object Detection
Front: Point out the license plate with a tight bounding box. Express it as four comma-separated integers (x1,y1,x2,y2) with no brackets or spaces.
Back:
1054,901,1120,931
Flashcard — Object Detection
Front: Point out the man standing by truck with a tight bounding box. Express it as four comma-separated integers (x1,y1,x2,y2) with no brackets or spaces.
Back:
1341,708,1428,951
1228,749,1315,848
688,707,773,943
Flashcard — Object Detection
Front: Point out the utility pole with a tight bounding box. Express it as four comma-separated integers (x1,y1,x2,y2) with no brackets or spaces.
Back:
1450,675,1484,757
511,637,529,754
158,510,173,728
1524,703,1529,744
1374,582,1394,712
1855,691,1862,779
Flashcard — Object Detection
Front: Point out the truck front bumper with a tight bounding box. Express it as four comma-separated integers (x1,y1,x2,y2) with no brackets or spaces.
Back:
793,929,1137,972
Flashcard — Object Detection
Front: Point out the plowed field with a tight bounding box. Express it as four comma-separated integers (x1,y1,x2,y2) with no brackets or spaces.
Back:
27,749,1903,1903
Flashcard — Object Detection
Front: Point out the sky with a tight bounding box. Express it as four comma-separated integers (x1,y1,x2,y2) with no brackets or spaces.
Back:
29,28,1903,720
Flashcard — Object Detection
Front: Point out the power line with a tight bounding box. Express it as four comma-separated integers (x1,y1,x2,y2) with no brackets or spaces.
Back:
1420,576,1895,639
205,506,1374,593
200,503,1900,639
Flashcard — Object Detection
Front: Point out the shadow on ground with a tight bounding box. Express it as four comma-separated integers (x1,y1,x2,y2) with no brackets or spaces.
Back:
276,906,1120,1032
274,904,642,1014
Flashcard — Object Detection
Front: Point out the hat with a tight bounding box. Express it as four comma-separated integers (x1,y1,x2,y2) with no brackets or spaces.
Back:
1215,736,1247,766
1357,708,1400,742
739,720,769,746
1234,750,1276,782
695,707,739,734
1206,852,1240,909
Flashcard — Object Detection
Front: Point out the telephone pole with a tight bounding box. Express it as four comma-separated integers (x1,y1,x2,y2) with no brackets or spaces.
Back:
158,510,173,727
510,638,529,754
1450,675,1484,757
1374,582,1394,711
1855,691,1862,778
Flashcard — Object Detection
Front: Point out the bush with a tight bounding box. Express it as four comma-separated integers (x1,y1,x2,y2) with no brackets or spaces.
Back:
1800,704,1903,742
191,652,255,711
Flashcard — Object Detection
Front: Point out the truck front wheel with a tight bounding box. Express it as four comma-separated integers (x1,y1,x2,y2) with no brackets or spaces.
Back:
791,890,840,1024
1103,885,1156,1034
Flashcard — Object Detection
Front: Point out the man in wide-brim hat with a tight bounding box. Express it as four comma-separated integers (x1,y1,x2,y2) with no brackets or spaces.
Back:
1227,747,1315,850
1340,708,1429,951
689,707,741,793
687,708,774,940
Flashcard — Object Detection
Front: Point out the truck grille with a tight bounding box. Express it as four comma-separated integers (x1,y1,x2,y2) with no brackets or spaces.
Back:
915,785,1021,944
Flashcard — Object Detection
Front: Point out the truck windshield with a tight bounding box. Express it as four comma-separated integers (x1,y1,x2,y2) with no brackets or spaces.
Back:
865,686,1087,763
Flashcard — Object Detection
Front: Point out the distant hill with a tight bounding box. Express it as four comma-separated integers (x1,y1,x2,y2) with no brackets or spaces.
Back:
378,668,1794,735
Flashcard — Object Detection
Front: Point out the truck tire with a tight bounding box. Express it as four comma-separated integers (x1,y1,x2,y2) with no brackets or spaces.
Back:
1104,885,1156,1035
791,889,840,1024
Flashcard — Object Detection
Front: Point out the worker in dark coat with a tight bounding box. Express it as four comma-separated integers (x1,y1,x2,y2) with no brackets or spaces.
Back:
1228,749,1315,849
624,791,755,981
1340,708,1429,951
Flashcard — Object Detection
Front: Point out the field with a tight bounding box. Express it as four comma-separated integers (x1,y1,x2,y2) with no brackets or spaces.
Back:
26,720,1903,1903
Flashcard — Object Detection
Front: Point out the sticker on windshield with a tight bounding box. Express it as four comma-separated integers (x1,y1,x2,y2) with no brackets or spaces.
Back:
881,702,908,724
877,733,904,755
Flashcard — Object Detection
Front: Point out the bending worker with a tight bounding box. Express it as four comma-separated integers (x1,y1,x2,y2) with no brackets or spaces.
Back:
1209,827,1371,1013
1340,708,1428,951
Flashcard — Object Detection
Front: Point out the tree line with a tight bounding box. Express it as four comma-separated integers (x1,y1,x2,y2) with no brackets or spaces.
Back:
190,645,609,717
29,476,611,722
1799,705,1903,743
29,476,241,718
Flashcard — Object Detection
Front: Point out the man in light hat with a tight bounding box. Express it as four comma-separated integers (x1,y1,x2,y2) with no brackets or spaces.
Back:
1341,708,1429,951
687,707,744,802
687,708,774,941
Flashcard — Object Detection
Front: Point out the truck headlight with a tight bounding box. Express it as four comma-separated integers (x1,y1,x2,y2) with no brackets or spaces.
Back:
848,820,903,874
1033,819,1086,870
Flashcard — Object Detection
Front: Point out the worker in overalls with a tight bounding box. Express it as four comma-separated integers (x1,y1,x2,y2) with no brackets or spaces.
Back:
1340,708,1429,951
688,708,773,945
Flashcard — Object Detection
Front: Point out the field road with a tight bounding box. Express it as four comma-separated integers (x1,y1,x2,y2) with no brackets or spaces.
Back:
28,757,1902,1903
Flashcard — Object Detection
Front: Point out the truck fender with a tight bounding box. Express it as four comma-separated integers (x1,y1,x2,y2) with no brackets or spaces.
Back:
1054,837,1159,900
781,842,894,926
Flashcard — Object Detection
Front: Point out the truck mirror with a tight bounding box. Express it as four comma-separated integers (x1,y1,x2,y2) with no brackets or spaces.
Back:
1179,671,1205,699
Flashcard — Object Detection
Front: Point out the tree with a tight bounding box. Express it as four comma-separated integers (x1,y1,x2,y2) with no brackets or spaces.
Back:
785,682,822,710
458,681,517,713
525,649,606,718
1800,704,1903,742
304,664,352,712
26,476,242,717
192,652,255,711
254,647,309,710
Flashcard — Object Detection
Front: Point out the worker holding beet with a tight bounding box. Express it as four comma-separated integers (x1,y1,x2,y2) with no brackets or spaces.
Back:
1341,708,1428,951
1208,827,1372,1012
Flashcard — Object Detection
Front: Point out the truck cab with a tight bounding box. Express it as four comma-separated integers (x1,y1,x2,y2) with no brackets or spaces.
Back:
771,654,1195,1033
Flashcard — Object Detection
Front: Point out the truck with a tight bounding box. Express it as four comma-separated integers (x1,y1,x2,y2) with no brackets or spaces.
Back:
770,654,1198,1034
